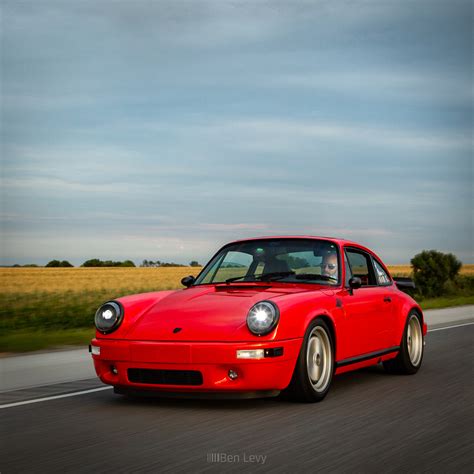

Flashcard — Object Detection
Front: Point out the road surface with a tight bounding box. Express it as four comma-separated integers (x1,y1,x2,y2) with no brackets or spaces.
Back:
1,306,473,473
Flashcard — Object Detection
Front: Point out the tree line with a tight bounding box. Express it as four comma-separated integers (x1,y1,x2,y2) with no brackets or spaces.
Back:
140,260,201,267
14,259,203,268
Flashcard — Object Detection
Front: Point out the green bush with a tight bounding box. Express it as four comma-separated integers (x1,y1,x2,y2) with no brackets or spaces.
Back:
81,259,136,267
411,250,462,298
46,260,74,267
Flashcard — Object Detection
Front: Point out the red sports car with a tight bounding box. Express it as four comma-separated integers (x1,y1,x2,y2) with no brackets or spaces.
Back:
91,236,426,402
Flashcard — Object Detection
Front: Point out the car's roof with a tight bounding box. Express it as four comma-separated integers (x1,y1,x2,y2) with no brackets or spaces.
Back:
228,235,368,250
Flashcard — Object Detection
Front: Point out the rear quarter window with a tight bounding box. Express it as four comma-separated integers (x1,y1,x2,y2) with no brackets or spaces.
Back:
373,258,392,286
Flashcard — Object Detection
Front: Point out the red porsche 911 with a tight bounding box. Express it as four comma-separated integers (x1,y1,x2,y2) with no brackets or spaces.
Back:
90,236,426,402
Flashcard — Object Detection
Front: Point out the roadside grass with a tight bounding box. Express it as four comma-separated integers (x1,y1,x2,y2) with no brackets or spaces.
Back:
417,295,474,310
0,328,94,353
0,287,164,332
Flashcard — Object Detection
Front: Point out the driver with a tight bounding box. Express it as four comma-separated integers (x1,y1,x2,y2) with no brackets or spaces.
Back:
321,253,338,282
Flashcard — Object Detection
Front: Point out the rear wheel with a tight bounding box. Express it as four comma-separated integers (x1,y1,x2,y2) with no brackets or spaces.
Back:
285,318,334,403
383,311,424,374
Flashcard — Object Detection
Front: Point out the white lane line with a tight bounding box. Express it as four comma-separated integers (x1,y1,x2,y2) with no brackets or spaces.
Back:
428,321,474,332
0,386,112,409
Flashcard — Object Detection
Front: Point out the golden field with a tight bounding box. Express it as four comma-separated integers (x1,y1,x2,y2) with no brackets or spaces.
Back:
389,264,474,277
1,264,474,294
0,266,201,294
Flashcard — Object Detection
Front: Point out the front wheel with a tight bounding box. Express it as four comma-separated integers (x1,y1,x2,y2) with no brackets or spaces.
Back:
383,311,424,374
285,318,334,403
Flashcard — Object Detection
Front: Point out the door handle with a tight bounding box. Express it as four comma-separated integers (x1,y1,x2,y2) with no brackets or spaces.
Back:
384,297,392,303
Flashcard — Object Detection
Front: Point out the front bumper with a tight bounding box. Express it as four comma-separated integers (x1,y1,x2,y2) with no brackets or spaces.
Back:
90,338,302,393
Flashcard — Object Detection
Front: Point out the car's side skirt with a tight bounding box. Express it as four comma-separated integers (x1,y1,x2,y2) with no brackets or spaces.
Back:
335,346,400,368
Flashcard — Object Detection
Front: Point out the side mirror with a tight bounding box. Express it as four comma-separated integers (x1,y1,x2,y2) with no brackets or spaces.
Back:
181,275,196,288
348,276,362,294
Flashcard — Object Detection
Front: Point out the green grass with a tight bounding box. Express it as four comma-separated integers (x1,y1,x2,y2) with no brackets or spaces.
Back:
0,287,157,332
0,328,95,353
418,295,474,310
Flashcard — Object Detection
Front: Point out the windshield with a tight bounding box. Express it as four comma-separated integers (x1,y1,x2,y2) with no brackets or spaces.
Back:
194,239,341,286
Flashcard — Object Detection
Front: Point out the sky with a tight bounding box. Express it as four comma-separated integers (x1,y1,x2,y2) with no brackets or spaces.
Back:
1,0,472,266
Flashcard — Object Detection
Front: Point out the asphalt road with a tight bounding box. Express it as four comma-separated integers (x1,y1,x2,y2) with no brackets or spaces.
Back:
1,324,473,473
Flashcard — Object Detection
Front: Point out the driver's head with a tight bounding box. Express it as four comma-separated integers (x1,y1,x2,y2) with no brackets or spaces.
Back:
321,253,338,280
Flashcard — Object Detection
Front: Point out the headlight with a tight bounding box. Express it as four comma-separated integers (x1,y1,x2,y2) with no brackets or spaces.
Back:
247,301,279,336
95,301,124,334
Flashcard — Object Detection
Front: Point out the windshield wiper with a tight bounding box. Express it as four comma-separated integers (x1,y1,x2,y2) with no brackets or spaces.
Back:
225,271,295,284
225,275,253,283
257,271,295,281
294,273,337,282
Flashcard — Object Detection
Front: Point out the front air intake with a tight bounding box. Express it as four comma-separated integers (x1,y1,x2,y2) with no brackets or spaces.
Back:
127,368,203,386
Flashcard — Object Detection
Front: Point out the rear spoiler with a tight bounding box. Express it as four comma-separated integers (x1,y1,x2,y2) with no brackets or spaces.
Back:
393,277,416,291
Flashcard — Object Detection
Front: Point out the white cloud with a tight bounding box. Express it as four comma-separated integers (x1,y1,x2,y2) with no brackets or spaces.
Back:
2,177,123,194
272,70,473,105
146,117,471,153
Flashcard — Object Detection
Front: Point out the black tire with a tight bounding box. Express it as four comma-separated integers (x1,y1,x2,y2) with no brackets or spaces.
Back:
383,311,424,375
284,318,335,403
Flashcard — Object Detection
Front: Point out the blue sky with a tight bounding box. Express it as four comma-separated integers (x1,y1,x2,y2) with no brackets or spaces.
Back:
1,0,472,265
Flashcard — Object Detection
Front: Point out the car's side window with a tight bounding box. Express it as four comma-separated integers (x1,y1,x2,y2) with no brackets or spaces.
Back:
373,258,391,286
345,249,377,286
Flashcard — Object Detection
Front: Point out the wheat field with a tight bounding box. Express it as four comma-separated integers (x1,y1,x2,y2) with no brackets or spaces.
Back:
2,264,474,295
0,267,200,294
388,264,474,277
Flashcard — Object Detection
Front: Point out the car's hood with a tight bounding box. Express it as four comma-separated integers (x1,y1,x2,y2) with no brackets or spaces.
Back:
124,283,320,342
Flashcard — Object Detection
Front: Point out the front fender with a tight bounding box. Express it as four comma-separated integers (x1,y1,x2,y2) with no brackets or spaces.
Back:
273,292,342,358
396,293,426,342
95,290,178,339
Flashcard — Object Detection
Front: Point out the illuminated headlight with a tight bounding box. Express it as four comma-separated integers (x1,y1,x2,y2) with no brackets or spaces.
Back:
246,301,279,336
236,349,265,359
94,301,123,334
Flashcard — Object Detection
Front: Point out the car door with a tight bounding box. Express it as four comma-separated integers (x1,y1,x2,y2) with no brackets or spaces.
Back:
371,256,398,347
341,247,393,357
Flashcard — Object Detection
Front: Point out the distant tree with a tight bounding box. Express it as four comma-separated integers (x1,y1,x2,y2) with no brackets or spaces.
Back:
189,261,200,267
280,255,310,269
81,258,135,267
23,264,39,267
81,259,103,267
221,262,246,268
411,250,462,297
60,260,73,267
46,260,61,267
